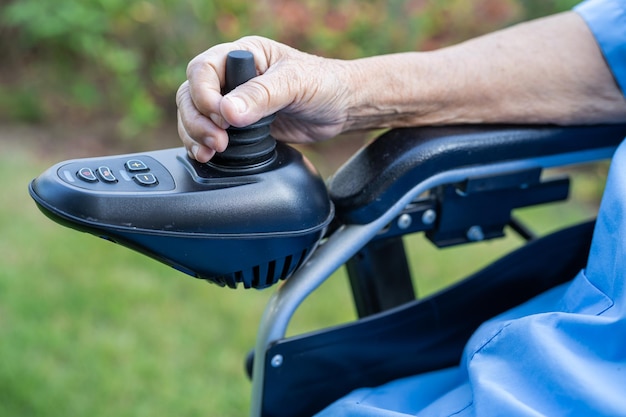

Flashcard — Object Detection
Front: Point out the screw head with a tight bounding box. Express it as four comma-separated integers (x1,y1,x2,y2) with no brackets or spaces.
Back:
466,225,485,242
397,214,412,230
270,354,283,368
421,209,437,226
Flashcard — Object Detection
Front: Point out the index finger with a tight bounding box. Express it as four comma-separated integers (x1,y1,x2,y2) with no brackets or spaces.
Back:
185,43,235,117
186,39,274,118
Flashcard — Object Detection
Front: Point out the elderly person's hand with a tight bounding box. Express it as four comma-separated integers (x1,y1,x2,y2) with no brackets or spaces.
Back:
176,36,354,162
178,12,626,162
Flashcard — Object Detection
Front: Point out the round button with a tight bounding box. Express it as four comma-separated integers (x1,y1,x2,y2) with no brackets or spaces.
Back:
98,166,117,183
77,168,98,183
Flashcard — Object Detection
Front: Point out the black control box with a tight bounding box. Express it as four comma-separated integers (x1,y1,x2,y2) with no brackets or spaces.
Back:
29,144,333,289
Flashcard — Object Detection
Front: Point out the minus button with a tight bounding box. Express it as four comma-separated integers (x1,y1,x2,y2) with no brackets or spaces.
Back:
134,173,158,186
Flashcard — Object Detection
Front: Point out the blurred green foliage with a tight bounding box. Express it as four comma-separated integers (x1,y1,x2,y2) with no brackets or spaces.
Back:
0,0,579,140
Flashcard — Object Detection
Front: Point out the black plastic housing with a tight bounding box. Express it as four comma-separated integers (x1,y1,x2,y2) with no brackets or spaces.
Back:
328,124,626,224
29,143,333,289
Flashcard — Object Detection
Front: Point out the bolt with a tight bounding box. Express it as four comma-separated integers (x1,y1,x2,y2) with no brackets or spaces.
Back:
397,214,413,230
270,354,283,368
466,225,485,242
421,209,437,226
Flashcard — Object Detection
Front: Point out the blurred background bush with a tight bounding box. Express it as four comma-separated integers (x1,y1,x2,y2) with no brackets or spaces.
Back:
1,0,579,146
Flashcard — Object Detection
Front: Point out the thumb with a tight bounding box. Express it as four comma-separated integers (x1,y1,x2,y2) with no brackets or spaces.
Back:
220,72,295,128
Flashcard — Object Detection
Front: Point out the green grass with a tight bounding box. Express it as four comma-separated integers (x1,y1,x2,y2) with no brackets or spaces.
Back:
0,142,604,417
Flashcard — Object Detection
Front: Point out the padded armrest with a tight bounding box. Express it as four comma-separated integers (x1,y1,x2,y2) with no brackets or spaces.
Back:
328,124,626,224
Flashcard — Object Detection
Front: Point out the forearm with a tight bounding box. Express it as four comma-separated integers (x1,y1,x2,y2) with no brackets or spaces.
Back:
343,11,626,131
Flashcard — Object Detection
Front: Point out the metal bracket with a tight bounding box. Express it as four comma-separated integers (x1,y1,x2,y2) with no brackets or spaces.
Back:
426,168,569,247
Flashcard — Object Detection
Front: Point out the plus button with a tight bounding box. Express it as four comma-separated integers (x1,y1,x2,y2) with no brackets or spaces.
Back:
125,159,149,172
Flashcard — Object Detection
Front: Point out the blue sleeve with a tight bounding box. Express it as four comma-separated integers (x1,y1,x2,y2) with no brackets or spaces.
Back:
574,0,626,96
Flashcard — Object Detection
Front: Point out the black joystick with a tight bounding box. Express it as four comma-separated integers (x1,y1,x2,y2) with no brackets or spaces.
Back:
209,50,277,169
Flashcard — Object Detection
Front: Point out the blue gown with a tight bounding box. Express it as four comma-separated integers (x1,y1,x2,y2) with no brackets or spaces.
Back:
316,1,626,415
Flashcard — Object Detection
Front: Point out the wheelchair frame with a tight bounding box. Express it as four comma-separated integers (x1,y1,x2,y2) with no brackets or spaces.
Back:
249,124,626,417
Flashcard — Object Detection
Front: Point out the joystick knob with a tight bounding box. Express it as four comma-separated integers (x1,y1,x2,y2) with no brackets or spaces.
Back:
210,50,277,169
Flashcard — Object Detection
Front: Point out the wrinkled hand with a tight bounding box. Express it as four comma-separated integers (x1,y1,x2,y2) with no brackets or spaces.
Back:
179,16,626,163
176,36,354,162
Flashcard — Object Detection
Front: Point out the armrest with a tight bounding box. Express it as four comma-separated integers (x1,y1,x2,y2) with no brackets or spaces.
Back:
328,124,626,224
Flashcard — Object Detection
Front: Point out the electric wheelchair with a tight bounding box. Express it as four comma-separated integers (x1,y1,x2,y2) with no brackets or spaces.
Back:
30,51,626,417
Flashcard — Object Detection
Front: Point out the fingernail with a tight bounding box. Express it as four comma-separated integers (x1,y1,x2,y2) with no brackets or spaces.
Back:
227,96,248,114
201,136,216,148
190,144,199,159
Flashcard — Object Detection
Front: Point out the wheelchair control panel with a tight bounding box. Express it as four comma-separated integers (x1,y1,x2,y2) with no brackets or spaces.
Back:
58,156,175,191
29,51,334,289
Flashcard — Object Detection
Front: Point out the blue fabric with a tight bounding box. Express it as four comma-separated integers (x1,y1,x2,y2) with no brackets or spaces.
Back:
316,4,626,414
317,138,626,417
575,0,626,95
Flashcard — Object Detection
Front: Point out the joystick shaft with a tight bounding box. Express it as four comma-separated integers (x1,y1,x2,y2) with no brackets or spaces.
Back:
224,50,257,94
210,50,277,170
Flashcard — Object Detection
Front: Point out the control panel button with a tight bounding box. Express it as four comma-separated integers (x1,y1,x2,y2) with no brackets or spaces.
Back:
134,173,158,186
60,155,174,191
125,159,149,172
97,166,117,183
77,168,98,183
